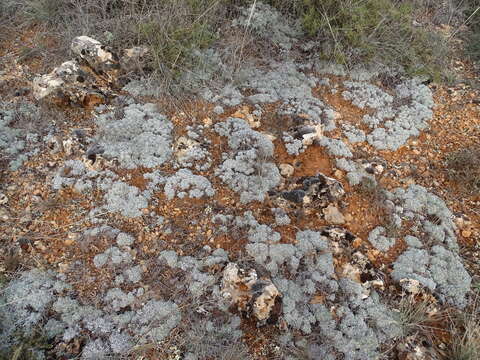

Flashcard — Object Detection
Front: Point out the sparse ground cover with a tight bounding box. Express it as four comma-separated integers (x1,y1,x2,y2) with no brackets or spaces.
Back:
1,1,480,360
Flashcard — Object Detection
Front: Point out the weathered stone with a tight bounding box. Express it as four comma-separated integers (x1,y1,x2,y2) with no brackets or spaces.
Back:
323,204,345,224
363,161,384,175
32,60,106,106
221,263,280,322
33,61,84,100
279,163,294,177
71,36,119,81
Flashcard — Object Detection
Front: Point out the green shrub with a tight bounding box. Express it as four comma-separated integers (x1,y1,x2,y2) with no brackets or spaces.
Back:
464,3,480,62
466,32,480,61
22,0,72,24
135,6,219,78
297,0,448,78
1,327,53,360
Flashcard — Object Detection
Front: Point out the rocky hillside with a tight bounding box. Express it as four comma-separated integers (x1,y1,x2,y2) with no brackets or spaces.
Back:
0,2,479,360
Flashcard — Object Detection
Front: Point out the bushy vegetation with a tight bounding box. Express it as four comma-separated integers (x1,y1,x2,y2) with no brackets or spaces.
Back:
463,1,480,62
271,0,450,78
0,0,234,91
1,0,475,87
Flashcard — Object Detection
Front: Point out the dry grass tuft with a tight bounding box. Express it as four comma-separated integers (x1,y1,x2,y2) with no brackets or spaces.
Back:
447,296,480,360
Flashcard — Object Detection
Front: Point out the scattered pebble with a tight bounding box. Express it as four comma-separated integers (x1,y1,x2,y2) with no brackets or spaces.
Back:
279,163,294,177
323,205,345,224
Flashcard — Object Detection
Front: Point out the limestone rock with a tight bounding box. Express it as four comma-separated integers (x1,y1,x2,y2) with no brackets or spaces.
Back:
221,263,280,322
276,172,345,210
323,204,345,224
71,36,119,81
299,123,323,146
363,161,384,175
32,60,106,105
33,61,84,99
33,37,149,105
399,278,423,295
279,163,294,177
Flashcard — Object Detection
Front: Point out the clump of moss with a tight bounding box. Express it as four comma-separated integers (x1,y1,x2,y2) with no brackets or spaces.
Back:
135,5,219,79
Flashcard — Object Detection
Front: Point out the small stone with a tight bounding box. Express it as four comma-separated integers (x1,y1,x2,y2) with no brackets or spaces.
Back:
0,193,7,205
352,238,362,248
461,230,472,238
221,263,280,322
323,205,345,225
64,239,75,246
34,241,47,251
71,36,118,80
203,117,212,127
333,169,344,179
279,164,294,177
399,278,422,295
282,190,305,203
58,263,69,272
